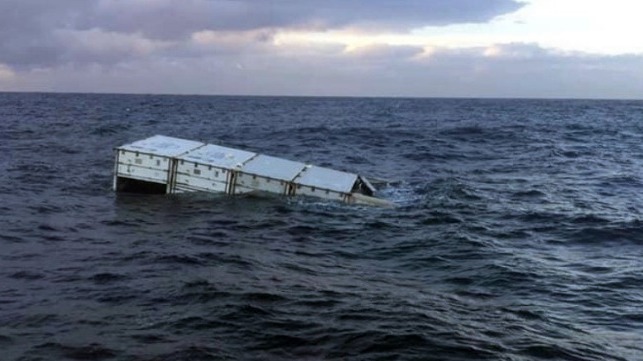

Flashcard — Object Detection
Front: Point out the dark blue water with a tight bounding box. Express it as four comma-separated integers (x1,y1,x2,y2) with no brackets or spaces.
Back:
2,93,643,360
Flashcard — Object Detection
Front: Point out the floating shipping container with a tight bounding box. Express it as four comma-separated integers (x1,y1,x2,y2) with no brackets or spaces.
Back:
114,135,392,206
113,135,204,193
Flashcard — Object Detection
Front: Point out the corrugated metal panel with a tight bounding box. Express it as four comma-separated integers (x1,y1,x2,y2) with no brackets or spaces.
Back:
294,166,357,193
174,172,228,193
116,163,167,184
177,144,256,169
239,154,306,181
234,173,289,195
175,160,230,183
295,185,345,201
118,135,203,157
117,150,170,171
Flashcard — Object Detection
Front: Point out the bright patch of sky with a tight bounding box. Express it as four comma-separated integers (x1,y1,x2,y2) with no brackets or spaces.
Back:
277,0,643,55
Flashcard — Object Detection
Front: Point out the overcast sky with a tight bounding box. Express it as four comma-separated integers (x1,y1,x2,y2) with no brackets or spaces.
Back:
1,0,642,98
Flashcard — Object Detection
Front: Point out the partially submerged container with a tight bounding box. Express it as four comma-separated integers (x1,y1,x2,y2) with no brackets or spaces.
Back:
114,135,392,206
113,136,203,194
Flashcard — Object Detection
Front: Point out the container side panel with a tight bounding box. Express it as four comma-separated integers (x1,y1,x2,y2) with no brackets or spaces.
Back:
231,185,257,194
113,151,120,191
118,150,171,172
175,173,228,193
172,185,199,193
176,161,229,183
116,164,168,184
295,185,345,202
235,173,289,195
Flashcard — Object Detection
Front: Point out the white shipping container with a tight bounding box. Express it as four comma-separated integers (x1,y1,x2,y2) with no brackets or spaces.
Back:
174,144,256,193
114,135,392,206
114,135,204,192
233,154,306,195
293,165,356,199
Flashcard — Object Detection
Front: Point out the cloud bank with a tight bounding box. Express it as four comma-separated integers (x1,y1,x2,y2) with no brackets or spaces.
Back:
0,0,522,66
1,0,642,98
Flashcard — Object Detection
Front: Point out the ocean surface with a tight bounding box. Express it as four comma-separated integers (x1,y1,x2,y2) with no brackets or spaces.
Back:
1,93,643,361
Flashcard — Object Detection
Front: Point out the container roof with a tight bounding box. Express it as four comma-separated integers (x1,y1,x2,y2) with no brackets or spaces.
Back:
177,144,256,169
240,154,306,181
118,135,203,157
294,166,357,193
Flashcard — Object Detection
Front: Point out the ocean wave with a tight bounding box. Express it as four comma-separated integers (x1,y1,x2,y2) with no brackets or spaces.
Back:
2,94,642,361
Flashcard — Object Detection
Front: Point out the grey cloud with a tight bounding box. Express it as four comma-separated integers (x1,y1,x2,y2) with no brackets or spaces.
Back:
385,44,643,98
0,0,88,68
212,44,643,98
0,0,523,68
7,42,642,100
286,0,524,30
347,45,424,60
87,0,525,39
